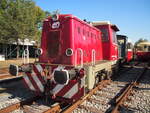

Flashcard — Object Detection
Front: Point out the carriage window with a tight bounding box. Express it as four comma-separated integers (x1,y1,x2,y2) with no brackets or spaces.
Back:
78,27,80,34
91,33,92,38
83,29,85,35
100,28,109,42
144,45,147,49
87,31,89,37
148,46,150,51
112,30,117,44
94,34,96,39
127,43,133,49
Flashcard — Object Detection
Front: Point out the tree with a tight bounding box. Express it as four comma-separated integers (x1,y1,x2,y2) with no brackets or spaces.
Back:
0,0,48,58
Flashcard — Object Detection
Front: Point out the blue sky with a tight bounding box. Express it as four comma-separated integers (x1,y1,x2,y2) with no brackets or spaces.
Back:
34,0,150,43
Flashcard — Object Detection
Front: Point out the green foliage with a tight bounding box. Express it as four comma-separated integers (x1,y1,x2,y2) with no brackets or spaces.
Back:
0,0,50,44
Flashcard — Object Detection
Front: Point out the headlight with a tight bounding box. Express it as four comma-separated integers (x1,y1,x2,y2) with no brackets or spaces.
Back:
54,70,69,85
66,48,73,56
36,48,43,56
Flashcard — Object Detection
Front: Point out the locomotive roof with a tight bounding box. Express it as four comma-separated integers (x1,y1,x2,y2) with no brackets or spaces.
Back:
137,42,150,46
92,21,120,31
117,35,128,42
46,14,101,33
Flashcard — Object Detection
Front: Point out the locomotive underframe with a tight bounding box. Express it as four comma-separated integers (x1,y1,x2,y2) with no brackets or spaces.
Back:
84,60,112,90
18,59,114,103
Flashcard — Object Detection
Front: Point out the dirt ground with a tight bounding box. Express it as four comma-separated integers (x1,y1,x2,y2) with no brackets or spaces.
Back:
0,58,35,69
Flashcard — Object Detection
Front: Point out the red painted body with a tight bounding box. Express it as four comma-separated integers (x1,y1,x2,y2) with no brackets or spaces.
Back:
136,51,150,61
127,49,133,62
93,24,119,61
22,14,121,103
23,64,85,102
135,42,150,61
126,42,133,62
40,14,102,66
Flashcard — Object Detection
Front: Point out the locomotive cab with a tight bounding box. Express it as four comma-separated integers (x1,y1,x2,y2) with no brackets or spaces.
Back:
92,21,119,63
117,35,127,61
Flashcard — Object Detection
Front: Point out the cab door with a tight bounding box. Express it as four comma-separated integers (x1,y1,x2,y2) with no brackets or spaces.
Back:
111,29,118,61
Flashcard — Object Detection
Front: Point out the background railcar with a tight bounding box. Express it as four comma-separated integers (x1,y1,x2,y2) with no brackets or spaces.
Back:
135,42,150,61
117,35,127,64
126,42,133,62
116,35,133,64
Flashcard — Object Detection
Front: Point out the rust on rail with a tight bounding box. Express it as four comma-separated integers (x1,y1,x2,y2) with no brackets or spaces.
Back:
111,67,147,113
63,80,111,113
0,103,20,113
44,104,61,113
0,96,40,113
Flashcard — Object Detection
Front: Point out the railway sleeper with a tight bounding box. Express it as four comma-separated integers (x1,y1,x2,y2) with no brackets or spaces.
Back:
78,105,103,113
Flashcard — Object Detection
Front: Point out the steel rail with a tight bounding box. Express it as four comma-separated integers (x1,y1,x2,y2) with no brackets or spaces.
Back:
43,104,61,113
0,95,62,113
0,96,40,113
118,61,140,76
63,80,111,113
111,66,147,113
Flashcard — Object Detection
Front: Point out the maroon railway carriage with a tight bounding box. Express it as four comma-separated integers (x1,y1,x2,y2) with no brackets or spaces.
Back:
135,42,150,61
9,14,120,103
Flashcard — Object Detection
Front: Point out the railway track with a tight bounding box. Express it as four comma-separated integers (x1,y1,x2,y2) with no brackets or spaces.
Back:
119,67,150,112
111,66,148,112
0,80,110,113
0,62,149,113
0,75,35,113
64,62,148,113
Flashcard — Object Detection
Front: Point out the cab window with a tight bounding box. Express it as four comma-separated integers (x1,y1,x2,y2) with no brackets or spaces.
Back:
100,28,109,42
112,30,117,44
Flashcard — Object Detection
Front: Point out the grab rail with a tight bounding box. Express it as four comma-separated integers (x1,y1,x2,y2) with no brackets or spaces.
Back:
75,48,83,67
92,49,96,66
22,47,29,64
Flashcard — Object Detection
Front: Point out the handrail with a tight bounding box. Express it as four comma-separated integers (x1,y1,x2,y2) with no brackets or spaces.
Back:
75,48,83,67
22,48,29,64
92,49,96,66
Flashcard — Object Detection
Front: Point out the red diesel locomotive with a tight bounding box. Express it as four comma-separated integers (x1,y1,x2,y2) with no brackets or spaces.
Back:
117,35,133,64
10,14,121,103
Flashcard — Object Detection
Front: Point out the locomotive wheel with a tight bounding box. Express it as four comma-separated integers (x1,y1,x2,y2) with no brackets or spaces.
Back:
94,76,100,87
100,73,105,81
106,71,112,80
